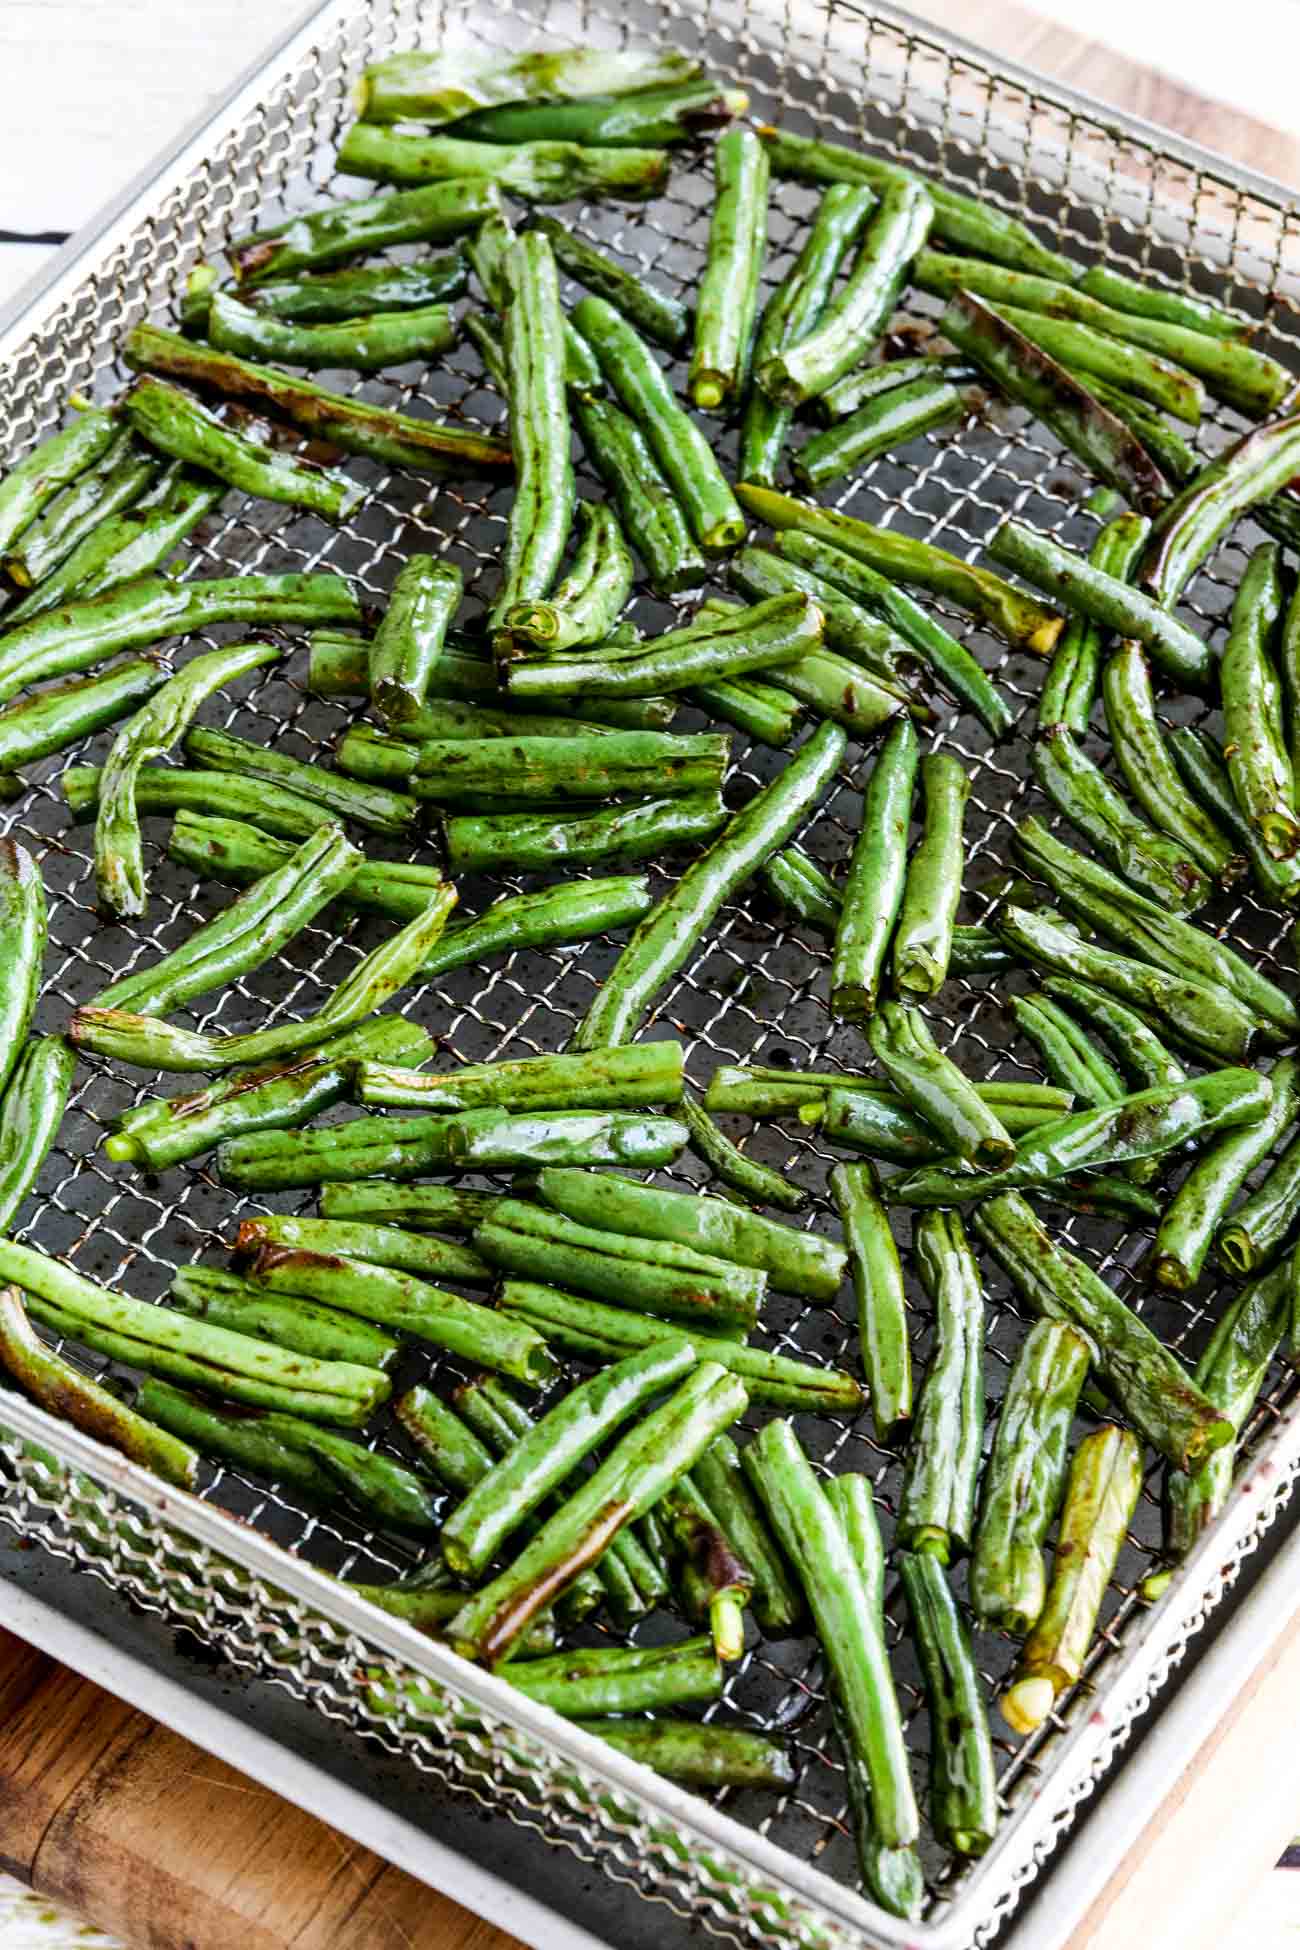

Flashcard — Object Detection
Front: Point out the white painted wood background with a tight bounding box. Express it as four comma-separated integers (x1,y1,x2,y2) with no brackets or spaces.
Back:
0,1,1299,1945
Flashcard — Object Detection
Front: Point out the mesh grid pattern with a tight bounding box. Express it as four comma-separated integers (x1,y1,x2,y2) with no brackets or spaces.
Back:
2,2,1300,1946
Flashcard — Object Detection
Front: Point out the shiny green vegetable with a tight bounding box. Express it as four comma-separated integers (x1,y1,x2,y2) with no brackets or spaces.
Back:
573,1718,793,1789
497,1277,861,1412
337,124,671,202
969,1320,1091,1635
94,822,359,1015
446,1107,686,1172
689,127,769,409
739,183,875,486
185,725,418,837
1143,412,1300,607
792,370,963,487
166,811,446,923
0,844,45,1103
990,516,1210,687
1039,513,1150,734
762,851,1015,969
973,1193,1231,1470
1011,994,1124,1109
221,255,468,323
679,1092,807,1211
0,1037,74,1232
1151,1056,1300,1291
122,323,512,474
891,753,969,997
1103,640,1241,882
206,289,456,371
229,179,502,281
1078,265,1250,341
574,720,845,1048
124,376,364,520
572,392,705,594
1038,977,1187,1091
0,660,164,774
422,877,656,978
358,1040,681,1115
815,352,974,424
441,791,726,874
121,1375,339,1503
939,293,1170,513
95,639,280,917
5,471,223,625
692,1435,804,1635
234,1215,487,1289
758,125,1080,278
658,1473,751,1657
524,214,689,349
502,501,633,655
529,1164,844,1299
63,761,335,840
745,1421,919,1855
820,1080,1070,1165
356,47,700,124
1033,722,1211,912
0,409,118,557
985,300,1204,423
737,483,1062,655
1221,542,1297,858
0,1288,198,1489
506,591,820,701
870,1001,1015,1168
1001,1425,1142,1735
169,1265,401,1372
0,568,359,705
726,543,919,691
468,208,604,400
449,1363,746,1663
1217,1130,1300,1276
759,180,932,405
573,297,744,554
831,1161,910,1444
411,728,727,801
454,80,743,147
830,718,917,1020
1168,726,1300,907
370,555,462,729
899,1550,998,1856
72,886,456,1072
688,676,802,746
2,431,159,588
898,1210,984,1562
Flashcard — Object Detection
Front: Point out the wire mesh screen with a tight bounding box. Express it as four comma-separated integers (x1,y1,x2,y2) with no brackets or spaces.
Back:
2,1,1300,1946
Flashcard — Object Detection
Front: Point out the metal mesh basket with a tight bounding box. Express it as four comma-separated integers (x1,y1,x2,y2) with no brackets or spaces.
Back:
2,2,1300,1945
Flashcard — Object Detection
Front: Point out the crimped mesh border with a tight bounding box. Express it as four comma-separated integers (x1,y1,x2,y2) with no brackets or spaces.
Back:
1,2,1300,1947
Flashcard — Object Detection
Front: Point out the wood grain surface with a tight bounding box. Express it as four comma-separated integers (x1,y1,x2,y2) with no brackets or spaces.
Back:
3,9,1298,1950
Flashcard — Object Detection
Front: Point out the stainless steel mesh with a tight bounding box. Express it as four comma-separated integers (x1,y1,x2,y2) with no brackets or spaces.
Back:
2,2,1300,1945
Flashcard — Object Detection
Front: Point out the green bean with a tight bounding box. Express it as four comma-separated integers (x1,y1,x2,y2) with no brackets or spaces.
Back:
830,1162,910,1444
1168,727,1300,907
656,1474,752,1658
791,371,963,487
447,1107,687,1172
228,179,502,281
1012,818,1296,1036
357,46,700,123
869,1002,1014,1168
0,1288,198,1489
184,726,418,837
123,376,363,521
899,1550,998,1856
94,821,359,1016
745,1420,919,1850
773,529,1016,737
573,1719,794,1789
990,301,1204,422
1103,642,1241,882
1152,1056,1300,1291
830,718,917,1020
760,181,932,405
760,645,911,737
72,886,456,1073
726,544,918,692
169,1265,401,1372
441,791,726,874
1144,412,1300,609
574,720,845,1048
502,502,633,656
232,1216,489,1289
507,591,820,702
0,844,45,1104
680,1094,806,1212
423,877,657,979
970,1320,1091,1635
225,255,468,324
206,289,457,372
1221,542,1298,858
3,432,160,587
473,1200,761,1333
890,753,970,997
898,1210,984,1562
449,1363,746,1663
1217,1129,1300,1276
573,297,744,554
572,392,705,594
738,483,1062,655
529,1165,845,1299
0,570,359,705
358,1041,682,1117
815,353,972,424
689,128,769,409
1001,1425,1142,1735
740,184,875,485
497,1278,860,1412
990,517,1210,688
820,1081,1065,1164
321,1185,499,1234
0,1037,74,1231
369,556,463,730
1040,513,1150,735
106,1015,428,1172
0,660,163,774
940,293,1170,512
1011,995,1124,1107
1079,266,1249,341
64,761,336,841
689,676,802,746
5,471,223,625
216,1114,451,1190
165,811,445,925
761,852,1015,972
122,1374,339,1502
123,323,511,475
248,1415,439,1531
412,727,726,802
692,1435,804,1635
337,124,670,202
973,1193,1230,1470
394,1385,493,1492
455,80,744,147
1038,978,1187,1092
0,409,118,556
758,125,1080,278
524,214,688,349
1033,723,1210,912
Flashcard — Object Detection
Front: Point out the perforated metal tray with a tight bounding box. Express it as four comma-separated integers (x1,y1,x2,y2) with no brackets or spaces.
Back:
2,4,1300,1947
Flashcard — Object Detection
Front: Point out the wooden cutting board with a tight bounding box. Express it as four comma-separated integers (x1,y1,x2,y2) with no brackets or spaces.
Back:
5,12,1298,1950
